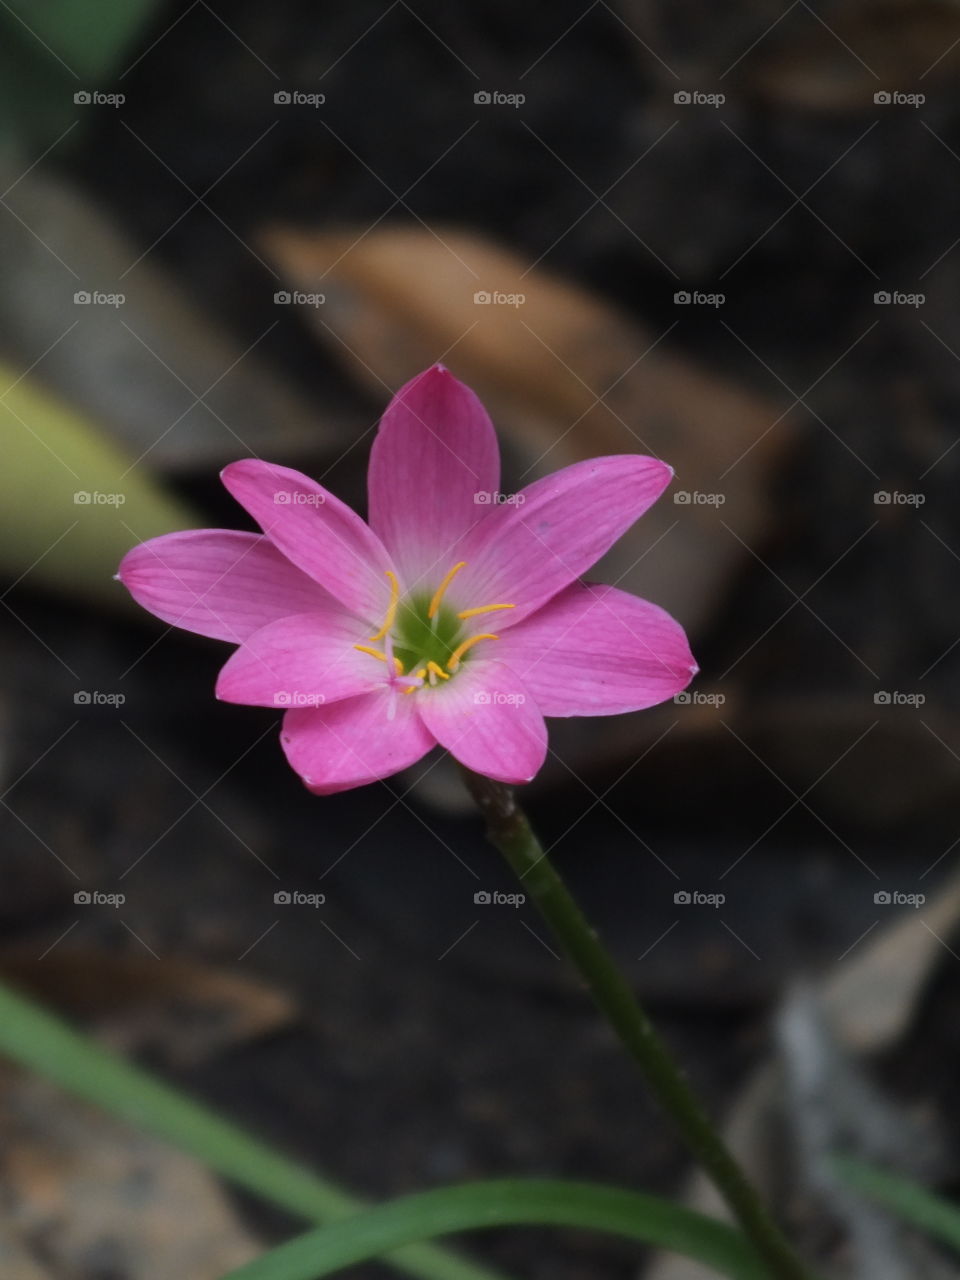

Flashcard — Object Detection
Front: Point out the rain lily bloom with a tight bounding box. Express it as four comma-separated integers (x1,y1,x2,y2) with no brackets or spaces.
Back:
118,366,697,793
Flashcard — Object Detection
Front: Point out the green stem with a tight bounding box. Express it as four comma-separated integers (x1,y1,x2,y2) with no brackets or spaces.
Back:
459,769,811,1280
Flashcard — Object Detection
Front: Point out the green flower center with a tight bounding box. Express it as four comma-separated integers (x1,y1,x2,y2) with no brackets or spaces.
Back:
354,564,515,692
392,593,463,674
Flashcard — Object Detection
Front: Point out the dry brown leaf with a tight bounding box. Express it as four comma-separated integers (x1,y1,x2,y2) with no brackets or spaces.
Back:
745,1,960,112
0,949,297,1069
262,224,795,638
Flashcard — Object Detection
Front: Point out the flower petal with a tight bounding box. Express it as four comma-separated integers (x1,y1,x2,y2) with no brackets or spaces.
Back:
367,366,500,588
416,660,546,784
281,693,435,795
216,610,382,708
221,459,395,622
456,456,673,627
495,582,697,716
117,530,327,643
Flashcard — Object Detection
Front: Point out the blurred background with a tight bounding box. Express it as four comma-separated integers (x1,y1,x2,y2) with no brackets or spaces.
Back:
2,2,960,1277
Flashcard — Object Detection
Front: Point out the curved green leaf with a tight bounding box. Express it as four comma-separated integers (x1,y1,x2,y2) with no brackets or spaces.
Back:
0,980,507,1280
221,1179,769,1280
831,1154,960,1256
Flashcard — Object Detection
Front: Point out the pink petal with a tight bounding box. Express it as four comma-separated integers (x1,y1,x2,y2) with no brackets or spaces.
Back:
495,582,697,716
281,693,435,795
416,660,547,784
117,530,327,643
221,459,395,623
455,456,673,627
216,610,381,708
367,366,500,588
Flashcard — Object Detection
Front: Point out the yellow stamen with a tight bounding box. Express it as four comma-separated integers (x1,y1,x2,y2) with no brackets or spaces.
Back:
427,561,466,619
456,603,515,620
393,656,404,675
446,633,498,671
354,644,388,663
426,660,450,683
403,667,427,694
369,570,400,641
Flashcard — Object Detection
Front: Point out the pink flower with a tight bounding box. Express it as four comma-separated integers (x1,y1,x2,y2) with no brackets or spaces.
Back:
118,367,697,793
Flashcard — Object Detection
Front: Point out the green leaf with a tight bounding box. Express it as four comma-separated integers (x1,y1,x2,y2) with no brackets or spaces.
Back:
0,979,508,1280
221,1180,769,1280
0,362,196,610
0,0,161,144
831,1154,960,1256
1,0,160,80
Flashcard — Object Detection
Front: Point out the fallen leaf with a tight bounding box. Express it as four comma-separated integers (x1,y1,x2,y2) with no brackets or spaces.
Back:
0,949,298,1069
